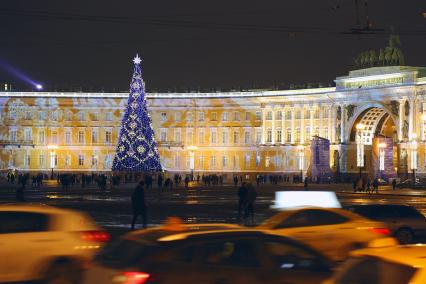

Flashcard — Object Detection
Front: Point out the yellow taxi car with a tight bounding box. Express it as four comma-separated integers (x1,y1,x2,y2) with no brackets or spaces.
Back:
84,222,334,284
325,239,426,284
0,204,109,283
259,207,392,262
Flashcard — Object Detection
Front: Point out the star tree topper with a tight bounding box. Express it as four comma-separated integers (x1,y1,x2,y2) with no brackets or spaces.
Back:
133,54,142,65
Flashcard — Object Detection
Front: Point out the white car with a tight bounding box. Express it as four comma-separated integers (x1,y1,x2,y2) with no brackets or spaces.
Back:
0,204,109,283
259,207,392,262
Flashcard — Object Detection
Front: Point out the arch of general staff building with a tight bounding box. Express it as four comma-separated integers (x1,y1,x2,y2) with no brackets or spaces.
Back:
0,66,426,182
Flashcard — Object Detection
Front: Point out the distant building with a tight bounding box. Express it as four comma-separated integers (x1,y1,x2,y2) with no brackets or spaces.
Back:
0,83,12,91
0,66,425,181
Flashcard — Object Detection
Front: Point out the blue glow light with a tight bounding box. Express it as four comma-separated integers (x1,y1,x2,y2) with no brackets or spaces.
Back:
0,59,42,89
112,54,162,172
36,84,43,90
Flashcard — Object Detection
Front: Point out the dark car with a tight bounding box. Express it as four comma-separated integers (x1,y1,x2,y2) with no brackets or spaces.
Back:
397,179,426,189
84,228,332,284
345,204,426,244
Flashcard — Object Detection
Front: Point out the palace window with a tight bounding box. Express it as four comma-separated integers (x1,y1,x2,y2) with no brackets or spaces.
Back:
91,155,98,167
198,130,204,144
186,130,193,144
174,155,180,168
198,112,205,121
24,111,32,120
222,156,228,167
64,111,72,121
51,111,58,121
38,130,45,144
256,130,261,144
233,112,240,121
222,130,229,144
65,131,72,145
186,112,193,122
38,111,46,121
315,127,320,137
222,112,228,121
277,129,282,143
255,111,261,120
174,112,181,122
174,129,181,142
305,110,311,119
9,110,16,120
211,130,217,144
265,156,270,167
160,129,167,142
105,130,112,144
323,107,329,118
276,111,283,120
51,131,58,144
276,156,282,167
314,110,319,119
233,156,239,169
295,127,301,142
266,111,273,120
92,112,99,121
305,127,311,142
323,127,329,139
24,154,30,167
210,156,216,168
244,131,250,144
244,154,250,168
211,112,217,121
65,154,71,167
233,131,239,144
78,130,85,144
39,154,45,167
78,111,86,121
255,153,260,167
286,128,292,142
286,110,292,120
91,130,98,144
245,112,250,121
267,129,272,143
78,154,85,166
295,111,301,119
24,128,32,141
161,112,167,122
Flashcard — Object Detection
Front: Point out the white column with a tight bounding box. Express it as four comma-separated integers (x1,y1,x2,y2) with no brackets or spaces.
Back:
291,108,295,144
281,107,285,144
331,105,336,143
328,106,332,141
409,98,415,139
300,106,305,143
261,107,266,144
340,104,346,143
422,102,426,141
271,109,276,144
399,99,405,141
318,105,323,138
310,108,314,139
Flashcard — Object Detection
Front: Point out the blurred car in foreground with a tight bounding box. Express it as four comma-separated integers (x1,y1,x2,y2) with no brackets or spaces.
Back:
325,240,426,284
259,207,391,262
345,204,426,244
84,226,333,284
0,204,109,283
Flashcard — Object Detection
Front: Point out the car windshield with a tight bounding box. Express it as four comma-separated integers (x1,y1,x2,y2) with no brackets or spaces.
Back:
94,238,156,269
259,211,292,228
334,256,417,284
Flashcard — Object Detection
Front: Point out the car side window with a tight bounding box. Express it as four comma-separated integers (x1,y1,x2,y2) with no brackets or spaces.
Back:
263,239,327,271
306,210,348,226
202,239,260,267
395,206,424,219
0,212,49,234
276,211,310,228
371,207,397,219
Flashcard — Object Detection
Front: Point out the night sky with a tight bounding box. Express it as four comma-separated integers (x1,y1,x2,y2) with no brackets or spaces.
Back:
1,0,425,92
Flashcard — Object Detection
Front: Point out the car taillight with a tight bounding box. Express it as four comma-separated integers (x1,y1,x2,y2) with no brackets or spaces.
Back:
80,230,110,242
369,228,391,235
113,272,151,284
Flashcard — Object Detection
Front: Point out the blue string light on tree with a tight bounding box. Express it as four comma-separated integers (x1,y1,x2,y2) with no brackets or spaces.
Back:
112,54,162,172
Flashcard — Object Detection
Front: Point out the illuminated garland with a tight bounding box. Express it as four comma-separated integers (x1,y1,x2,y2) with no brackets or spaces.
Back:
112,55,162,172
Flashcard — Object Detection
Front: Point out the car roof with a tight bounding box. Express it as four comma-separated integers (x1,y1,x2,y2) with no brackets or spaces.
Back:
347,204,414,208
0,203,81,215
352,245,426,267
261,207,366,227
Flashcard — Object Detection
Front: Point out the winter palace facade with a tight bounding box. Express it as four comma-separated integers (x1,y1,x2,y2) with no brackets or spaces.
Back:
2,66,426,179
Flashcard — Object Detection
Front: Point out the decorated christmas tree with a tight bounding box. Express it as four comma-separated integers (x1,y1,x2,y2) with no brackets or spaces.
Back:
112,54,162,172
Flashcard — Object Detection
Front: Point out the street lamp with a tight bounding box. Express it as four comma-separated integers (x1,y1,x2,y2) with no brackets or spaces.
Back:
378,142,386,179
356,123,365,179
47,144,58,179
297,145,304,182
187,145,198,180
410,134,418,184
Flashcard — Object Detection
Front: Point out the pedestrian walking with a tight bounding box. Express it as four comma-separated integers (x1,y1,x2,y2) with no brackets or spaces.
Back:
304,177,309,191
392,179,397,190
233,176,238,187
184,175,190,189
373,178,379,193
245,183,257,226
237,182,247,223
131,181,147,230
366,178,371,194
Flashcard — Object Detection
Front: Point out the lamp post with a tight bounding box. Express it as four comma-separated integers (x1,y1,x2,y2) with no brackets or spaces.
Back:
356,123,365,179
410,134,418,185
378,142,386,179
297,145,304,182
187,145,198,181
47,144,58,180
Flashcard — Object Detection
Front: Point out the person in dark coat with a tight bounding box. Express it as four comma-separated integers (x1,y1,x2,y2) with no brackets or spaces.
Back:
131,180,147,230
392,179,397,190
237,182,248,222
245,183,257,226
